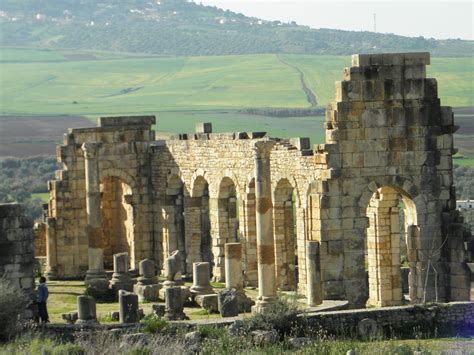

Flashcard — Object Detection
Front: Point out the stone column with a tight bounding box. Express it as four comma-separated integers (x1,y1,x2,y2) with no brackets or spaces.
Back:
225,242,254,313
252,140,277,313
190,262,214,296
119,290,139,324
134,259,161,302
164,287,188,320
110,252,133,296
225,243,243,289
306,241,322,307
45,217,58,279
81,143,107,283
76,295,98,325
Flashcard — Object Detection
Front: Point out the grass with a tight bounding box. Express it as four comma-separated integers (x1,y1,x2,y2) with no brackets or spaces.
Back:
1,47,472,117
453,158,474,167
44,279,224,323
0,47,472,157
31,193,49,202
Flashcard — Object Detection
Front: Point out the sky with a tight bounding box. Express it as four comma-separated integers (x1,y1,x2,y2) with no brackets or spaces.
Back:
200,1,473,40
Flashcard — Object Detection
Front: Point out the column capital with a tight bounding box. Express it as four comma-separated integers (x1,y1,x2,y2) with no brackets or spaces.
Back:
81,142,100,159
253,140,276,158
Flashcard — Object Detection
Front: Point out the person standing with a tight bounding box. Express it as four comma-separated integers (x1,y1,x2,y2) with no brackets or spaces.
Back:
37,276,49,323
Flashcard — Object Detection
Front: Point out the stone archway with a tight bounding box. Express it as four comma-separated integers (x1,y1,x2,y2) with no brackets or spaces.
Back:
212,177,239,281
273,178,298,290
100,176,135,269
162,175,186,272
365,186,418,307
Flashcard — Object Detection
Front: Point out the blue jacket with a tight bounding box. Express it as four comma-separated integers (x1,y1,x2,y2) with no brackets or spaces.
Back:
38,283,48,303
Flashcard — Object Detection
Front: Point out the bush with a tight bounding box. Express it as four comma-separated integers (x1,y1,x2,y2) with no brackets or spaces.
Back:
243,295,303,336
0,277,32,341
142,314,173,334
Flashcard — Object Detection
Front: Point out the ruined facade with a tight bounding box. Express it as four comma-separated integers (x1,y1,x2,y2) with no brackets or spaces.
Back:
40,53,473,307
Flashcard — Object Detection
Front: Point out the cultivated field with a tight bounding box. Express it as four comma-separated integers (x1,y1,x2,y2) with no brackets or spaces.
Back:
0,47,472,161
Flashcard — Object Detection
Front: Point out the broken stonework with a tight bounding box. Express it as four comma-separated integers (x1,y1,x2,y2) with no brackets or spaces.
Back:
133,259,161,302
0,204,36,320
218,288,239,317
76,295,98,326
38,53,473,309
195,294,219,313
164,287,188,320
119,290,140,324
190,262,214,297
110,253,133,296
163,250,184,287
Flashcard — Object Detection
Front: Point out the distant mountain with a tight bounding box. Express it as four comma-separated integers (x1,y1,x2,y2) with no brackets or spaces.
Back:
1,0,472,56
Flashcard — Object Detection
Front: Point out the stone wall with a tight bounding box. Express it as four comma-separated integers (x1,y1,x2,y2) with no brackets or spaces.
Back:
0,203,36,317
306,302,474,337
40,52,473,307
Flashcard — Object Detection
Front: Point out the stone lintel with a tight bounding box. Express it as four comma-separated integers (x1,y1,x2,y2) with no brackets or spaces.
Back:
352,52,430,67
99,115,156,127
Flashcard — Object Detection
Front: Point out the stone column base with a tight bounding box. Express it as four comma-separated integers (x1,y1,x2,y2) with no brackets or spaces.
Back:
251,296,276,314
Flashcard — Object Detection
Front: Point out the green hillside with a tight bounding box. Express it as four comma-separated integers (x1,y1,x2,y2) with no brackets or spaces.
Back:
1,47,472,119
0,0,472,57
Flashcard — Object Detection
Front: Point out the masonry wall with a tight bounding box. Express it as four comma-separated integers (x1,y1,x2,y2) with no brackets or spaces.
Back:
153,133,329,291
44,117,158,278
0,203,36,318
306,302,474,337
316,53,473,306
41,52,473,306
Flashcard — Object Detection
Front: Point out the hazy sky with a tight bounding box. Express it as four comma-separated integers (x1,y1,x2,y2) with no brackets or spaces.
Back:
200,1,473,40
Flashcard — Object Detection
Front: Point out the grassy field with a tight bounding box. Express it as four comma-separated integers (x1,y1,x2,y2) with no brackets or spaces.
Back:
0,47,472,155
31,193,49,202
1,47,472,116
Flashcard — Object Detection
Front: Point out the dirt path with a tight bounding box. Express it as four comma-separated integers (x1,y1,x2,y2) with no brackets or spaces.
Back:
276,53,317,107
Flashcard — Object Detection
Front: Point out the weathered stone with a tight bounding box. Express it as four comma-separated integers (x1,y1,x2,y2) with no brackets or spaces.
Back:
152,304,165,317
195,293,219,313
134,283,161,302
61,312,78,324
110,253,133,296
288,337,311,349
119,290,139,324
251,329,279,346
357,318,380,339
163,250,184,287
137,259,158,285
218,288,239,317
35,53,473,309
76,295,98,325
164,287,188,320
228,319,245,337
190,262,214,296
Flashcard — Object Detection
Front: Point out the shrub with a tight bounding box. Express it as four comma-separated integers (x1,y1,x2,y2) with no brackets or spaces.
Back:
0,277,32,341
142,314,172,334
243,296,303,336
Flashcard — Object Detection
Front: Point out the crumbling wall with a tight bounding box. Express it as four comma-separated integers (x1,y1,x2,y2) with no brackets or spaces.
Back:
41,52,472,306
0,203,36,317
317,52,472,306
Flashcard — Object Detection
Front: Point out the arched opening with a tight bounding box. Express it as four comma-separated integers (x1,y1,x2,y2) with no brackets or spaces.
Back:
273,178,298,290
100,176,135,269
213,177,239,281
163,175,186,273
242,178,257,286
187,176,212,270
365,186,418,307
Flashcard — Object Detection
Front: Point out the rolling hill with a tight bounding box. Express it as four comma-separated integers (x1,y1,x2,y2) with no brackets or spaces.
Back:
0,0,472,57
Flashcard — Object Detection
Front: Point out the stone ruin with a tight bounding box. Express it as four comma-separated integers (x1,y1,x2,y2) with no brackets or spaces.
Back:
35,52,473,309
0,203,36,318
